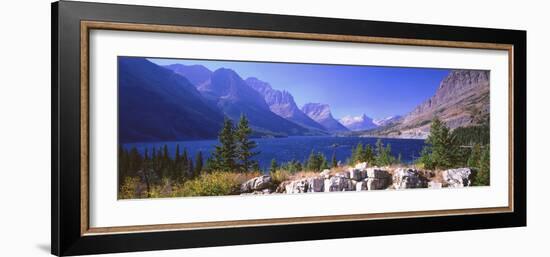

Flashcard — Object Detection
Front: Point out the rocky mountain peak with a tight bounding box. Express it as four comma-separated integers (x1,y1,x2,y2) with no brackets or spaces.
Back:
339,113,377,131
302,103,348,132
246,78,327,132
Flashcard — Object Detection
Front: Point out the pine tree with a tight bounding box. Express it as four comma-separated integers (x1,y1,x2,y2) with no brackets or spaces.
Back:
424,117,460,169
181,148,189,178
270,159,278,174
320,153,329,170
331,152,337,168
128,147,142,177
235,115,259,172
355,143,364,163
194,151,203,178
477,145,490,185
118,146,129,189
467,143,482,168
212,118,238,172
175,144,180,162
251,162,260,172
363,144,374,165
187,158,194,178
204,156,216,173
307,150,319,171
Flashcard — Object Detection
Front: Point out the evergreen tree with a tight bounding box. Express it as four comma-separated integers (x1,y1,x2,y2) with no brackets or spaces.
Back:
423,117,460,169
194,151,203,178
158,144,169,178
175,144,180,162
235,115,259,172
118,146,129,189
467,143,482,168
475,145,490,186
351,143,364,164
331,152,338,168
320,154,329,170
212,119,238,172
307,150,319,171
204,156,216,173
251,162,260,172
181,148,189,177
128,147,142,177
363,144,374,164
187,158,194,178
418,147,433,169
270,159,278,174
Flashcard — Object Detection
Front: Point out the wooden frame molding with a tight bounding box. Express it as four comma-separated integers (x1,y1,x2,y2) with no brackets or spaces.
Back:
79,20,515,236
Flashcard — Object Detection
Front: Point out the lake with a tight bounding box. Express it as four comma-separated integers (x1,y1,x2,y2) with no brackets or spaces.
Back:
123,136,426,171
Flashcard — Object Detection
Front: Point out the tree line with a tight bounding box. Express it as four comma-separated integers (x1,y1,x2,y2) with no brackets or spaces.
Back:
418,117,490,185
119,115,260,193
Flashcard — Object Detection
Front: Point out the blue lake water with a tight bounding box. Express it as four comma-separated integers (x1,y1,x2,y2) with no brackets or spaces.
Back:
123,136,426,171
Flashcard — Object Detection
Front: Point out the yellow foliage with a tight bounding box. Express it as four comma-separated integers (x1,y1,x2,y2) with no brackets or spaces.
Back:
119,176,140,199
270,170,291,185
173,171,260,197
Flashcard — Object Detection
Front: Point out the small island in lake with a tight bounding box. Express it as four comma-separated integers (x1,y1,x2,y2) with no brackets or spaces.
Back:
118,57,490,199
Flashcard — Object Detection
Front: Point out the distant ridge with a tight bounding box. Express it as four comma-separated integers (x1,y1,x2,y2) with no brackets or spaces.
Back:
246,77,328,133
118,57,224,143
302,103,349,132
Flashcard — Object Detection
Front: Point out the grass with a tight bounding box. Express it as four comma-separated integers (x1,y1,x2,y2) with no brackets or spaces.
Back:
119,171,261,199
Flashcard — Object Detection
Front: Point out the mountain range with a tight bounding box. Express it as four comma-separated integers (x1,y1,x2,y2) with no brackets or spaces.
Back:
363,70,490,138
339,114,378,131
301,103,349,132
119,59,488,142
245,77,328,133
118,57,224,143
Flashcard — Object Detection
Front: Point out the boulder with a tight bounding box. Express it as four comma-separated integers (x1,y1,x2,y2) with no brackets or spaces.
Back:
442,168,473,188
324,176,354,192
276,181,291,193
306,177,325,192
285,177,325,194
335,171,351,179
365,177,391,190
354,162,368,170
366,168,391,179
348,168,367,181
356,181,368,191
393,168,429,189
240,175,272,193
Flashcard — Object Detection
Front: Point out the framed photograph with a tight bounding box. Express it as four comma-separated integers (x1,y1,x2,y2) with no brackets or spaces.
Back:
52,1,526,256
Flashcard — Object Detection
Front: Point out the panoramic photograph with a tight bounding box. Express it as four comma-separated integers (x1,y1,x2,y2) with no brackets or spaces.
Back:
117,56,490,199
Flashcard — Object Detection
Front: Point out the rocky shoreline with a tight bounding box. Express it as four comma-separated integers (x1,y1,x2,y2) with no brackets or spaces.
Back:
239,162,475,195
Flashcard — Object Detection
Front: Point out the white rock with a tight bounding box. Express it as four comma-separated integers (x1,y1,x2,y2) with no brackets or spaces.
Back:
442,168,473,188
349,169,367,181
240,175,272,193
324,176,354,192
356,181,368,191
285,177,325,194
335,171,351,179
393,168,428,189
365,177,391,190
366,168,391,179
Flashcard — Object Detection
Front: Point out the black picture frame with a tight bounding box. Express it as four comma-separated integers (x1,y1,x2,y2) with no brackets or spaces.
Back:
51,1,526,256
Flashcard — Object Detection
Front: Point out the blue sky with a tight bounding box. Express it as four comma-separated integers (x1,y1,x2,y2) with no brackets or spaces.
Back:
149,58,450,119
